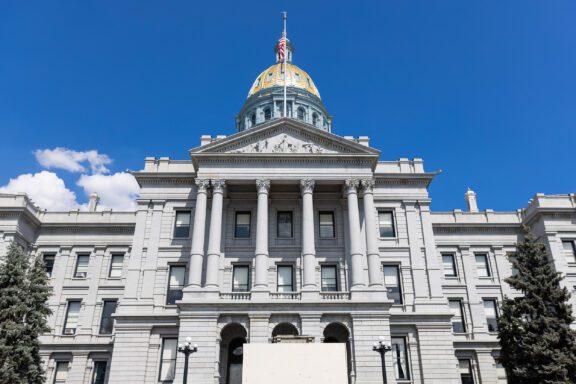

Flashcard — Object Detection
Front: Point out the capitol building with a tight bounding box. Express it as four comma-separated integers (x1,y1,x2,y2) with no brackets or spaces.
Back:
1,34,576,384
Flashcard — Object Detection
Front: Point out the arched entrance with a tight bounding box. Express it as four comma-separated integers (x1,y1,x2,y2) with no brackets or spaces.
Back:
272,322,299,338
219,323,247,384
323,323,353,383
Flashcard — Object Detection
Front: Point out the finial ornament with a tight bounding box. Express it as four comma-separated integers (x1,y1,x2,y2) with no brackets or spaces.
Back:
195,179,210,193
211,179,226,193
300,179,315,195
256,179,271,194
361,179,375,194
344,179,360,194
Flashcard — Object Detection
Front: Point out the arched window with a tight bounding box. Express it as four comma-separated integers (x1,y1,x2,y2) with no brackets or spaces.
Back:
250,112,256,127
297,107,305,121
264,107,271,121
272,323,299,338
312,113,319,126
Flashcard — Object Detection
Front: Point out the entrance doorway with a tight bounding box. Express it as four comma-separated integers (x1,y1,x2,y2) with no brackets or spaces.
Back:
219,323,247,384
323,323,352,383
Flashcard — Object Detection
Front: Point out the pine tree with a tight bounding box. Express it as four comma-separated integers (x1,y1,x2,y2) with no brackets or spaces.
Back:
498,228,576,383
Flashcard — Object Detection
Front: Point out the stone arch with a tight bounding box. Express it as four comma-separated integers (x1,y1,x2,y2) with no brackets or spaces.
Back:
321,316,354,384
272,322,299,338
219,323,248,384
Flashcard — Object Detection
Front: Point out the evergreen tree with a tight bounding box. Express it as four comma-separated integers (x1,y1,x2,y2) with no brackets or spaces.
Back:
498,228,576,383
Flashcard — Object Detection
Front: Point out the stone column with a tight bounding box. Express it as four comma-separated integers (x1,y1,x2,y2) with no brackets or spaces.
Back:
253,179,270,291
188,179,210,288
205,179,225,289
361,179,384,288
345,179,366,289
301,179,317,291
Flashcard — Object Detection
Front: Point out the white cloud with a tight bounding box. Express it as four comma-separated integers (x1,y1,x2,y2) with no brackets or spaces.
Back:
77,172,140,211
35,147,112,174
0,171,79,211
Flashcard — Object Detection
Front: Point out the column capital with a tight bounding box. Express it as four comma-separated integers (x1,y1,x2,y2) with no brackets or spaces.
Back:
195,178,210,193
256,179,270,194
344,179,359,195
360,179,375,193
300,179,315,195
210,179,226,193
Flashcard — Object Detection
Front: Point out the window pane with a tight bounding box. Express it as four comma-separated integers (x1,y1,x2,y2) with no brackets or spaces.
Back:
563,241,576,263
160,338,177,381
459,359,474,384
384,266,402,304
235,213,251,238
174,212,191,238
54,362,69,383
475,254,490,277
319,212,335,238
442,254,456,277
99,300,117,334
167,266,185,305
484,300,499,332
92,361,107,384
277,211,293,238
378,212,395,237
391,337,409,380
449,300,466,333
277,266,293,292
109,254,124,278
321,266,338,292
233,266,249,292
75,255,89,278
64,301,81,334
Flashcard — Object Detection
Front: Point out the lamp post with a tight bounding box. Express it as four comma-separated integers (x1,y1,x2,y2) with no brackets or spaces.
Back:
178,337,198,384
373,336,392,384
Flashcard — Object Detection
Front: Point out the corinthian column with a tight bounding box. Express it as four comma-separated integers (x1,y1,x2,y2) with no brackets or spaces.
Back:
205,179,225,288
188,179,210,288
301,179,317,290
253,179,270,290
345,179,366,288
361,179,384,287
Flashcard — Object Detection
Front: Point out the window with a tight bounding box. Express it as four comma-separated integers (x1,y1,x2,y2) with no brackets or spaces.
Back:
449,299,466,333
43,253,55,277
563,240,576,263
173,211,191,238
507,252,519,277
321,265,338,292
235,212,251,238
232,265,250,292
459,359,474,384
166,266,185,305
277,211,293,238
484,299,499,332
442,254,457,277
99,300,117,335
264,107,271,121
53,361,69,384
319,212,335,238
74,254,89,278
312,113,319,126
391,337,410,380
294,72,300,82
63,300,81,335
475,254,491,277
384,265,403,304
159,338,177,381
91,361,107,384
297,107,305,121
496,360,507,383
277,265,294,292
108,254,124,278
378,211,395,238
267,72,273,81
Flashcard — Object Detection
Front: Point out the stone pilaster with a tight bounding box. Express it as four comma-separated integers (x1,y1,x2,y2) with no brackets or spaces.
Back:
205,179,226,290
361,179,384,288
345,179,366,290
187,179,210,288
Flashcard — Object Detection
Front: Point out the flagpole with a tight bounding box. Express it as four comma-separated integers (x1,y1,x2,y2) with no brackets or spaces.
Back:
282,11,287,118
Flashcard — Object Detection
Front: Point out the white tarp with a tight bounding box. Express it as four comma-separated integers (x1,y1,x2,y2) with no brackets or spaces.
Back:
242,343,347,384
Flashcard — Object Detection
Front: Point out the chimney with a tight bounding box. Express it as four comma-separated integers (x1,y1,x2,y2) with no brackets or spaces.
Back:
465,188,478,212
88,192,100,212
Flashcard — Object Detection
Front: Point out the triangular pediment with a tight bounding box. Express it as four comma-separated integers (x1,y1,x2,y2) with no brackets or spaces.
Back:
190,118,380,156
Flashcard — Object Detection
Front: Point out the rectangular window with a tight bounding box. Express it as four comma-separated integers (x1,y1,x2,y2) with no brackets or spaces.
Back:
391,337,410,380
232,265,250,292
166,266,186,305
235,212,251,238
319,212,335,238
277,211,293,238
63,300,81,335
442,254,457,277
563,241,576,263
277,265,294,292
99,300,117,335
91,361,107,384
459,359,474,384
484,299,499,332
53,361,69,384
507,253,519,277
108,254,124,278
449,299,466,333
74,254,89,278
383,265,403,304
475,254,490,277
173,211,191,238
159,338,177,382
43,253,56,277
378,211,396,238
321,265,338,292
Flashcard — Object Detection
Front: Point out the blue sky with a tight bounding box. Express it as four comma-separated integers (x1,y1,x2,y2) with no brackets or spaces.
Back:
0,1,574,211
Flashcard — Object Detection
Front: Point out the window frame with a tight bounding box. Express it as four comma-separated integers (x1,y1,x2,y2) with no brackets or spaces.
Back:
63,300,81,335
264,107,272,121
378,211,396,238
74,253,90,279
158,337,178,382
449,299,466,333
383,264,403,305
483,299,499,333
108,253,124,279
475,253,491,278
173,211,191,239
318,211,335,239
276,211,294,239
442,253,458,278
391,336,410,380
99,299,118,335
562,240,576,263
166,265,186,305
43,253,56,277
276,264,294,292
53,361,70,384
91,360,108,384
458,359,474,384
232,264,250,292
234,211,252,238
320,265,339,292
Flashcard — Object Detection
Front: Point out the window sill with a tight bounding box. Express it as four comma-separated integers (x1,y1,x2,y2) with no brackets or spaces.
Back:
107,277,122,280
71,277,87,280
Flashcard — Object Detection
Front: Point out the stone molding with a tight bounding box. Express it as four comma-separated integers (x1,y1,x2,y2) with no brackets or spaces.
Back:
300,179,315,195
195,178,210,192
255,179,271,194
210,179,226,193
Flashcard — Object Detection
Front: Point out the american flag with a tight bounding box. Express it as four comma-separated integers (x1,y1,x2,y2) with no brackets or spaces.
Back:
278,35,286,63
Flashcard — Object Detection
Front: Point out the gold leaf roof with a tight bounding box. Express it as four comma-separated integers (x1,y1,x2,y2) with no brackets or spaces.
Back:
247,63,321,99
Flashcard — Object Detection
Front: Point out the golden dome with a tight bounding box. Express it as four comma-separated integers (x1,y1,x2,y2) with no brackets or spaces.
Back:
247,63,321,99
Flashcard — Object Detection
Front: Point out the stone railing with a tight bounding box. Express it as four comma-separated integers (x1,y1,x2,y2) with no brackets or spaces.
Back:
319,292,351,300
219,292,251,301
270,292,302,300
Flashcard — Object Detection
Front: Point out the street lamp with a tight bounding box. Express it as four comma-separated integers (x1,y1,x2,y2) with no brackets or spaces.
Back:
178,337,198,384
372,336,392,384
